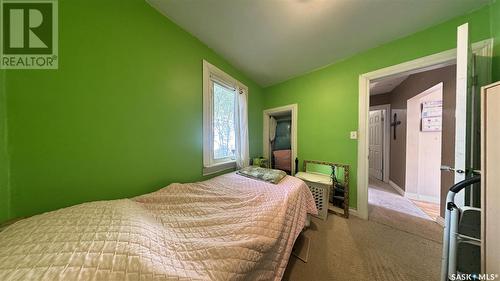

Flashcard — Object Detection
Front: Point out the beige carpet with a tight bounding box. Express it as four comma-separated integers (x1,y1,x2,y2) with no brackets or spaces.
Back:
368,178,443,243
283,179,443,281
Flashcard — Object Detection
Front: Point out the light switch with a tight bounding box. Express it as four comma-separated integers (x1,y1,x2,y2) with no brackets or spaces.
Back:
350,131,358,139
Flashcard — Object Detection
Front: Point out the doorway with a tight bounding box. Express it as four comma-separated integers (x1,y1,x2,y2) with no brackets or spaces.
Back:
365,67,460,249
270,113,292,173
263,104,298,175
367,67,452,231
357,38,493,220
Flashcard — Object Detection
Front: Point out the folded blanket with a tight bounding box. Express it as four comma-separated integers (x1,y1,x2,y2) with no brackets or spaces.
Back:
237,166,287,184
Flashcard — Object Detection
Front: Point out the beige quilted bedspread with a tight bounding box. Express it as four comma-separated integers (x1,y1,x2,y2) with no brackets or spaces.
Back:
0,173,317,281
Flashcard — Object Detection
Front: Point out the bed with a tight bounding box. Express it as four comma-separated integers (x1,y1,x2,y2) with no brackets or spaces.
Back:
0,172,317,281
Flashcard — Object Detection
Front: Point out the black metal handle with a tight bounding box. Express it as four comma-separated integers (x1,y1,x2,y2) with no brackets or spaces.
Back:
440,165,465,174
449,175,481,193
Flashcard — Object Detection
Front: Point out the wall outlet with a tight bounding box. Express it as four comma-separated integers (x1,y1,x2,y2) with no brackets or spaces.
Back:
350,131,358,139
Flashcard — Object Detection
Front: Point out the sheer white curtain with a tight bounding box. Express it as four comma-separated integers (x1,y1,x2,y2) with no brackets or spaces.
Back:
269,116,277,142
235,86,249,169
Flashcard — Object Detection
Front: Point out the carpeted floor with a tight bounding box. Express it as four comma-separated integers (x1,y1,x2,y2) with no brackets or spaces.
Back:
368,178,443,243
283,179,443,281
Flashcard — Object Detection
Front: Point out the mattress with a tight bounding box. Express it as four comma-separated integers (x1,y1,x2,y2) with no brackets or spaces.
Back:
0,172,317,281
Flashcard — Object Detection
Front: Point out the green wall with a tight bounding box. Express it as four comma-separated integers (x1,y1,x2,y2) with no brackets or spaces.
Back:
263,6,493,208
2,1,498,220
3,0,263,220
492,0,500,81
0,69,9,222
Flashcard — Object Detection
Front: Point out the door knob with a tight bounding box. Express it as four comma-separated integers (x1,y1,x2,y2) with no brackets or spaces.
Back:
440,165,465,174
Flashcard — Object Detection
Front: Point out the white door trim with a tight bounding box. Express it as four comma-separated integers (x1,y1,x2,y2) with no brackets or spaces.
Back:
357,38,493,220
369,104,391,183
454,23,469,208
263,104,298,175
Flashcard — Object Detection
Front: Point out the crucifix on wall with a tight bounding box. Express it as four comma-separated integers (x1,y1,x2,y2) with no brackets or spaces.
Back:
390,113,401,140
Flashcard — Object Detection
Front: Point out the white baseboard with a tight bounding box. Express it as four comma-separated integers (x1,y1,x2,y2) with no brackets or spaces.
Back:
435,216,445,227
387,181,440,204
388,180,405,196
405,192,440,204
349,208,360,218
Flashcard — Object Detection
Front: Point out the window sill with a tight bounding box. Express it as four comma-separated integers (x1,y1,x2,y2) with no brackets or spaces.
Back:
203,161,236,176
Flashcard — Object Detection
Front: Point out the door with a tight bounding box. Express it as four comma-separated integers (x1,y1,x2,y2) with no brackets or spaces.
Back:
481,82,500,274
452,23,472,207
441,24,491,211
406,84,443,201
369,110,384,180
417,91,443,202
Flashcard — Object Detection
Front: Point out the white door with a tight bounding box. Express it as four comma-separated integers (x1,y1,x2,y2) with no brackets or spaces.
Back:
417,90,442,203
369,110,384,180
452,23,472,207
406,83,443,201
481,82,500,275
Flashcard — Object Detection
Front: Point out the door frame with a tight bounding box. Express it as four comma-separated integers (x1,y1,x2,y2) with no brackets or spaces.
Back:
369,104,391,183
356,39,493,220
263,104,298,175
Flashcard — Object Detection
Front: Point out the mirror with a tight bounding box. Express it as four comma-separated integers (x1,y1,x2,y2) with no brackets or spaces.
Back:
303,160,350,218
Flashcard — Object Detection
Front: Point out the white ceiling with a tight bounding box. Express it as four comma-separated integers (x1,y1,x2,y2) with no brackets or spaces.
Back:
148,0,489,87
370,75,408,95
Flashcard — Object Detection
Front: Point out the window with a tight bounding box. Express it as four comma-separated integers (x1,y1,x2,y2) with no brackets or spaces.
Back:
213,82,236,161
203,60,248,175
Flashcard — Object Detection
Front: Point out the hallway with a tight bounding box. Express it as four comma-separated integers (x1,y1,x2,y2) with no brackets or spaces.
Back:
368,178,443,243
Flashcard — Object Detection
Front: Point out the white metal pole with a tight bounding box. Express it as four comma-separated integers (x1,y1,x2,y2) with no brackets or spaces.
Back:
448,207,459,277
441,191,456,281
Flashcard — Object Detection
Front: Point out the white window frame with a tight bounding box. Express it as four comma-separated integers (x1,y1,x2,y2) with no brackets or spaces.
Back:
202,60,247,175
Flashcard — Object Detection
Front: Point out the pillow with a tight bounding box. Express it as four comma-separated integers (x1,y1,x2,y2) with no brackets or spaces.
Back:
237,166,287,184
